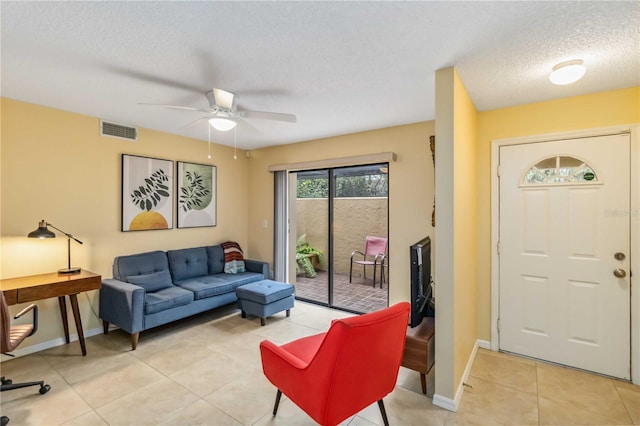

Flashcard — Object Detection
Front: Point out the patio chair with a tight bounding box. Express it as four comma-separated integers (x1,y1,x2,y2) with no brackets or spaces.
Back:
350,236,388,288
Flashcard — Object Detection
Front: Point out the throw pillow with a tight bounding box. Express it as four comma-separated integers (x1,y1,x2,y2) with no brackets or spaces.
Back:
127,270,174,292
221,241,246,274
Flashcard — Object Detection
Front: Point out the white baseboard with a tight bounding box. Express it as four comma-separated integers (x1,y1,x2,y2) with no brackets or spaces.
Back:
0,326,104,361
477,339,491,350
432,339,482,412
432,393,458,412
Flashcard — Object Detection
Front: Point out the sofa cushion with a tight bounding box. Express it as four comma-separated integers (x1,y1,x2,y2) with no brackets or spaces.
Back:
127,270,173,292
144,286,194,315
113,250,169,282
205,245,225,275
222,241,246,274
177,272,265,300
167,247,208,282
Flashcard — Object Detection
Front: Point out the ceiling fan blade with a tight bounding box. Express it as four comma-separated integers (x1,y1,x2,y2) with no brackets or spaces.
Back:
237,118,261,134
106,65,205,93
179,116,210,129
138,103,211,114
238,109,297,123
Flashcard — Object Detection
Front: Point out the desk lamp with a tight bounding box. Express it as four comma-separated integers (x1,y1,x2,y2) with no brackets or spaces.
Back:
28,220,83,274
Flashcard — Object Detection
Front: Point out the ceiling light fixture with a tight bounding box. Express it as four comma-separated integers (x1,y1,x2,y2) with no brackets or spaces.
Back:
209,117,237,132
549,59,586,85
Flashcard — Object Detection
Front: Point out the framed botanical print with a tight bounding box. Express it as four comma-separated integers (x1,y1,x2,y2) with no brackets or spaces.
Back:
177,161,217,228
122,154,174,231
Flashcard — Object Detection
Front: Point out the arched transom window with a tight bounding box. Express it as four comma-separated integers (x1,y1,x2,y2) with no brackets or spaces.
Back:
522,155,598,186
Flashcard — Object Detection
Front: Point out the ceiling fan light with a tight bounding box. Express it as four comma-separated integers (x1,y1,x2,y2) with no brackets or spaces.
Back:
209,117,237,132
549,59,586,85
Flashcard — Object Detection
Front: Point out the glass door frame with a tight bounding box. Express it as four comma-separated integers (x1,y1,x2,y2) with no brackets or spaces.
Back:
289,163,389,314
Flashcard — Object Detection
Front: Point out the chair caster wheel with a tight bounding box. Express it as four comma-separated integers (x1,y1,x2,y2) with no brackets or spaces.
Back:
39,384,51,394
1,379,12,385
1,415,9,426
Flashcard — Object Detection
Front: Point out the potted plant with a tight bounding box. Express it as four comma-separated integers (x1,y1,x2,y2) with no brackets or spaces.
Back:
296,234,326,278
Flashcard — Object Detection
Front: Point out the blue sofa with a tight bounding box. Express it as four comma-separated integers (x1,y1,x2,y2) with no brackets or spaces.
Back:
99,245,268,350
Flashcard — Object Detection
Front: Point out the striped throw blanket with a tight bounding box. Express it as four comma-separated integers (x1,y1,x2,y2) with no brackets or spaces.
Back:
222,241,246,274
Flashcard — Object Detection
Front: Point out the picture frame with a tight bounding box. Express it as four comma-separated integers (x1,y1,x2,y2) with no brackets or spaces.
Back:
177,161,217,228
122,154,174,231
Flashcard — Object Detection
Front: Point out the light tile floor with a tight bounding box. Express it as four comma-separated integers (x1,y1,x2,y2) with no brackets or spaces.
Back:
1,301,638,425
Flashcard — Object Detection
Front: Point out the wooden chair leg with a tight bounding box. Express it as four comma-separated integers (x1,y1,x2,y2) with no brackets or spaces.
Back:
377,399,389,426
102,320,109,334
273,390,282,416
131,332,139,351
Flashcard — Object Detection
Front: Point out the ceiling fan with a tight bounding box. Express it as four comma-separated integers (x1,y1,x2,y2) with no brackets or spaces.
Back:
139,88,296,131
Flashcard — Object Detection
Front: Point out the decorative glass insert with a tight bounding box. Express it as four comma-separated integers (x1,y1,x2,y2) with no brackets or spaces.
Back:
522,156,598,185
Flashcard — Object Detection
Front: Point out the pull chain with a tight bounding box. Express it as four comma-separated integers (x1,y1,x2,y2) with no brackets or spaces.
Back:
208,124,212,160
234,125,237,160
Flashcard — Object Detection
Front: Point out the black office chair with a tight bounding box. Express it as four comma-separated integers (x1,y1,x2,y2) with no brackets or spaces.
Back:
1,291,51,426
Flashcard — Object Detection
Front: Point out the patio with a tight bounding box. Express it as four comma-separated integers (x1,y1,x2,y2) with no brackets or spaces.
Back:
294,271,388,314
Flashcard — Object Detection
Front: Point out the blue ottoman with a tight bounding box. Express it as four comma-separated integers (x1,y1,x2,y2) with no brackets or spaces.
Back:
236,280,295,326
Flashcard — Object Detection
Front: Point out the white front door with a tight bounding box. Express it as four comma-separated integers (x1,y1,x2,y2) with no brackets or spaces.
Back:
499,134,631,379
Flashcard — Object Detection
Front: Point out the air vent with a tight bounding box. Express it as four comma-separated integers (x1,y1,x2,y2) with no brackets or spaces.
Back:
100,120,137,141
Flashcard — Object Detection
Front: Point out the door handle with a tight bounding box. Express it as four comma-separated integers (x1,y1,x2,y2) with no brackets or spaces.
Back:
613,269,627,278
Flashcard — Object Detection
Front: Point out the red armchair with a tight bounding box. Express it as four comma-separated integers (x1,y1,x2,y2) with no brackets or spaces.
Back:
260,302,410,426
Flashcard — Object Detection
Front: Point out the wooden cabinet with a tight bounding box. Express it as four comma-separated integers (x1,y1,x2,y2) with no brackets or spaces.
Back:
401,317,434,394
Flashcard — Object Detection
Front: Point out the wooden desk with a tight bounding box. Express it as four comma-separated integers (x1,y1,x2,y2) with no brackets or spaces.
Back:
1,270,101,356
402,317,435,394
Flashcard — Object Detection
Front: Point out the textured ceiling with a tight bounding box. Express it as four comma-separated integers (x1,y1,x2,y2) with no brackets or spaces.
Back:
1,1,638,150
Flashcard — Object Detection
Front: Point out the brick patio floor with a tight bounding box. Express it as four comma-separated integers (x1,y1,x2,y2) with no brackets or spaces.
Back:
294,271,388,313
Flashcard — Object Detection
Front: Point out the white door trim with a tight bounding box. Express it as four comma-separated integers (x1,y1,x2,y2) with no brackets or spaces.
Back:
490,124,640,384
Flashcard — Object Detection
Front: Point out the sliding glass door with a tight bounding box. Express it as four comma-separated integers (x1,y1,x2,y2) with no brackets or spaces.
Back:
291,164,389,313
291,170,329,304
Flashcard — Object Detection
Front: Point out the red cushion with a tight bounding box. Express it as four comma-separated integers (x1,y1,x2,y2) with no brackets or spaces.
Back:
281,332,326,364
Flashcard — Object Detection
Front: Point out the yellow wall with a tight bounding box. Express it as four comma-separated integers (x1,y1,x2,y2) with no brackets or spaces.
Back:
434,67,479,402
476,86,640,341
4,83,634,387
246,122,435,305
0,98,251,350
452,70,478,389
